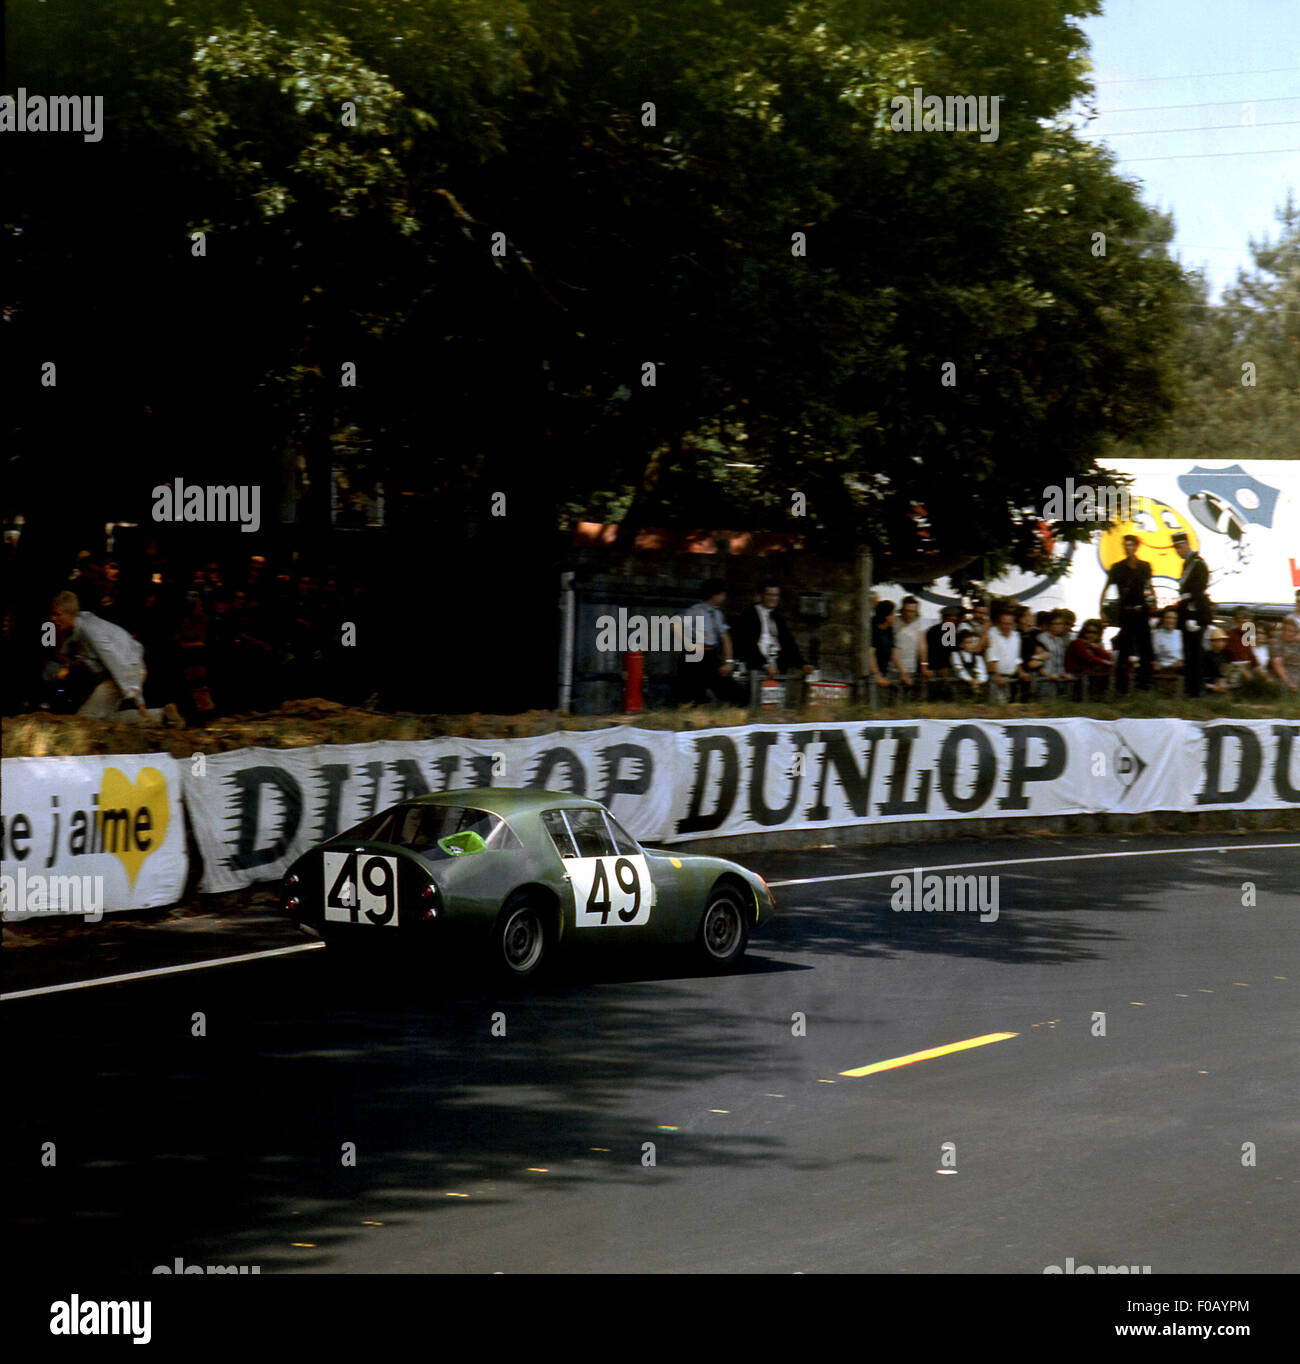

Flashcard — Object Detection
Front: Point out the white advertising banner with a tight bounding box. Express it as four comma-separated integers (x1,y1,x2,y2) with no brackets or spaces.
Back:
664,718,1300,841
1,754,189,919
179,719,1299,891
873,458,1300,622
182,728,678,893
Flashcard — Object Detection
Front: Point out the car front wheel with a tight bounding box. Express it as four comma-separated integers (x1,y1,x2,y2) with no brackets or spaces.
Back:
697,885,749,970
495,897,548,980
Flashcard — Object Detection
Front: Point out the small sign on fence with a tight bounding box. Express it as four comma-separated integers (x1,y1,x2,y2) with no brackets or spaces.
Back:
807,679,851,708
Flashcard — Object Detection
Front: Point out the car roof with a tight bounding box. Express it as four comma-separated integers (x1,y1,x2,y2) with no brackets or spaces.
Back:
402,788,605,817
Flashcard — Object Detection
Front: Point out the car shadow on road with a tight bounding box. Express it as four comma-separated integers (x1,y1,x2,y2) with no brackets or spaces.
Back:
3,950,793,1275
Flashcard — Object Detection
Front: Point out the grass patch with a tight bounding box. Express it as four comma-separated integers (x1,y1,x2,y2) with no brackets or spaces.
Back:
3,691,1298,759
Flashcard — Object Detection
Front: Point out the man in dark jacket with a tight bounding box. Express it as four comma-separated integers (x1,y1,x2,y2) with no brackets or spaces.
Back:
1172,532,1212,697
1100,533,1155,693
732,583,813,692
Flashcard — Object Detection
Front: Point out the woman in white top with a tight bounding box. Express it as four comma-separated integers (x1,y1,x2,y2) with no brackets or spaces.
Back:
1152,607,1183,673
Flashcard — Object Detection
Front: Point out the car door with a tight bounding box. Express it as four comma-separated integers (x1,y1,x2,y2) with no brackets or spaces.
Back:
541,807,657,943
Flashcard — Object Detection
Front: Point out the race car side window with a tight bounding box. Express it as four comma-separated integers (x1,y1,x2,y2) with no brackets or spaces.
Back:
541,810,578,859
564,808,617,859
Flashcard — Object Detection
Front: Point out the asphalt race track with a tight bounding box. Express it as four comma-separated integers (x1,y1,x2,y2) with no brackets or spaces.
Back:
4,832,1297,1275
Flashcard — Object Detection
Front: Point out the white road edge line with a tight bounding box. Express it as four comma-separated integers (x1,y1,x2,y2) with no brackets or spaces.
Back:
5,841,1296,998
767,842,1300,888
1,941,325,1001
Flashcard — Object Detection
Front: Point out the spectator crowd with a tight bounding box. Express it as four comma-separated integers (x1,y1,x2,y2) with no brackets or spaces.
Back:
12,539,1300,724
676,552,1300,709
20,547,377,725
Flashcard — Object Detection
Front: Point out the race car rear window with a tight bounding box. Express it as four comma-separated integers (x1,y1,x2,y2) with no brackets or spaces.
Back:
541,810,578,859
342,805,521,853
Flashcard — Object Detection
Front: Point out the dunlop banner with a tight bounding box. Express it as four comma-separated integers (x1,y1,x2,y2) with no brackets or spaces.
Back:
176,719,1300,892
182,730,677,894
666,719,1300,841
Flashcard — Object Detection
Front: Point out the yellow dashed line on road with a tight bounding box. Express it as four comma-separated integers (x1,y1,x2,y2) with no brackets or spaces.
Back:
840,1032,1018,1077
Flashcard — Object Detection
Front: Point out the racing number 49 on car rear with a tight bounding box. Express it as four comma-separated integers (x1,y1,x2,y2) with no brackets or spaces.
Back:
282,788,776,979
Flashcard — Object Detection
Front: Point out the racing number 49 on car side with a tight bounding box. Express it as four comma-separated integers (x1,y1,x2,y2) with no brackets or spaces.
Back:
282,788,776,979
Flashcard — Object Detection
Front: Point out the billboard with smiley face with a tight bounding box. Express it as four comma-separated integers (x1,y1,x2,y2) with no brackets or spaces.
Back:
876,459,1298,621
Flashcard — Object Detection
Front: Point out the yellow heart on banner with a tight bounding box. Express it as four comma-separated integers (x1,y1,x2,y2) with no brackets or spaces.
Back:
99,767,170,888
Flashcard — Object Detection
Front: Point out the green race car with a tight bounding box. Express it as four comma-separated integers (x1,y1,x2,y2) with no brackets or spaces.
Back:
281,788,776,979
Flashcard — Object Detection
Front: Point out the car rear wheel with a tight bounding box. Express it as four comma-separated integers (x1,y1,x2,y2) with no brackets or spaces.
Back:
697,885,749,970
496,897,548,980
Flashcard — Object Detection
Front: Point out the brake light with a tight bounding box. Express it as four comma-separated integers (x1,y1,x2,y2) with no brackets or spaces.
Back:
420,882,440,919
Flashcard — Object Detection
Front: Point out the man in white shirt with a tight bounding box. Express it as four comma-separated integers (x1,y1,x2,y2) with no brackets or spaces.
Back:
983,605,1020,700
890,595,928,692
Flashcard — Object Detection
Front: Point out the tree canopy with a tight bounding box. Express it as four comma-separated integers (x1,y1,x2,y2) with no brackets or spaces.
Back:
3,0,1239,592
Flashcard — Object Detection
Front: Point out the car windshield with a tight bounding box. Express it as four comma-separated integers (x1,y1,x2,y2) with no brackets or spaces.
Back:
340,805,521,858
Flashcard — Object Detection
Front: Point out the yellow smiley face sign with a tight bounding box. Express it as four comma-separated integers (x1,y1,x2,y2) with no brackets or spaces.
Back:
1098,497,1199,582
